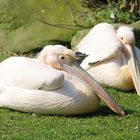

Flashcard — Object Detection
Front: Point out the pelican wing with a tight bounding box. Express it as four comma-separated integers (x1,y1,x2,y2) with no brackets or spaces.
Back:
0,57,64,90
77,23,122,69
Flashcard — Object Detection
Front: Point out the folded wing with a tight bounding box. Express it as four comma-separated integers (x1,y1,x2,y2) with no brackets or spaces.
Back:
0,57,64,91
76,23,122,69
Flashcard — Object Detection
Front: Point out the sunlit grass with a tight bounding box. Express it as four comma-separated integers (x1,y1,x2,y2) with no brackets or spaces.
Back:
0,89,140,140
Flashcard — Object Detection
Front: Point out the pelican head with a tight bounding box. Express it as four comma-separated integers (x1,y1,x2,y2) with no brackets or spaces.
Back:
37,45,76,70
117,26,135,46
117,27,140,95
37,45,125,115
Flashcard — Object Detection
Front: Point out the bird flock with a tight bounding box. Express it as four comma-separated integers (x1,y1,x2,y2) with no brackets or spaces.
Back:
0,23,140,116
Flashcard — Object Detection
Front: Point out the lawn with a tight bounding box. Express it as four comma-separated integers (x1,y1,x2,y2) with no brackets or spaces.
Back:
0,56,140,140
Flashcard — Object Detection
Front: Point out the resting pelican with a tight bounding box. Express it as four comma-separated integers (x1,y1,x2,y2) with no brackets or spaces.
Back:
76,23,140,95
0,45,124,115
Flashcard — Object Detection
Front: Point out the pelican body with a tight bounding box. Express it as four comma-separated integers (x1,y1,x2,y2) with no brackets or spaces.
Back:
0,72,99,115
77,23,140,95
0,45,124,115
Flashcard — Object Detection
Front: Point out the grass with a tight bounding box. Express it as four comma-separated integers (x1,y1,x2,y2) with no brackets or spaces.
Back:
0,56,140,140
0,89,140,140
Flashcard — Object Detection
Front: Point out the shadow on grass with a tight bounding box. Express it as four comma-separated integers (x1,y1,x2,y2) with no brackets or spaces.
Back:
63,105,137,119
0,105,136,119
95,106,136,117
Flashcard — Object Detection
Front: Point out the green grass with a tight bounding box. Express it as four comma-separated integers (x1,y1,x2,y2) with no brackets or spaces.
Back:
0,89,140,140
0,55,8,61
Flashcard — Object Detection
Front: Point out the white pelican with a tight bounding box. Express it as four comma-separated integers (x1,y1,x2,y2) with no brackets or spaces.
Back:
0,45,125,115
76,23,140,95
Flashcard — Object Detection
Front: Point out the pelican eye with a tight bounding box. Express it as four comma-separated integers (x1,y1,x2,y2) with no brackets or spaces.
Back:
121,37,123,40
58,55,65,65
61,56,65,59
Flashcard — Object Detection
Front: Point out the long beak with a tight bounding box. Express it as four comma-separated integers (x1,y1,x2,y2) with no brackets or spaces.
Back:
63,61,125,116
124,45,140,96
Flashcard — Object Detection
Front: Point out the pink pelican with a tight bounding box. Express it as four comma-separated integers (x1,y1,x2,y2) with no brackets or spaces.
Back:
76,23,140,95
0,45,124,115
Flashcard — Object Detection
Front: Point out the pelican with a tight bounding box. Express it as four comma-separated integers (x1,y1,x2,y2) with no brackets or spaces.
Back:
76,23,140,95
0,45,124,115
